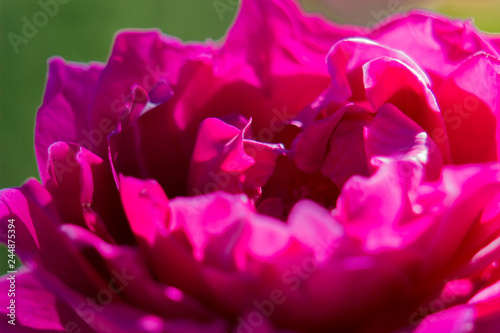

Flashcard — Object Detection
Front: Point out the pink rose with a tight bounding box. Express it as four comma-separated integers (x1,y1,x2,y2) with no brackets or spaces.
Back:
2,0,500,332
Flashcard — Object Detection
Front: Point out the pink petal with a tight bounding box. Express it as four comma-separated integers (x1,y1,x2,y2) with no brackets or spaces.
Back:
188,118,254,196
35,57,104,183
467,279,500,331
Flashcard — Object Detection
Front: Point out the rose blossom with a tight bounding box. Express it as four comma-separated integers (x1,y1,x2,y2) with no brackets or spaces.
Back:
3,0,500,332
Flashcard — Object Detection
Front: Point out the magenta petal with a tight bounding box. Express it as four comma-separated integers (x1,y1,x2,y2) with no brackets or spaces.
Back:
370,11,499,81
120,179,259,319
364,104,444,181
0,268,94,332
337,160,500,267
118,175,170,249
35,57,104,182
230,312,286,333
181,0,358,142
455,191,500,278
188,118,254,195
107,85,152,183
245,212,292,259
46,142,92,226
435,53,500,164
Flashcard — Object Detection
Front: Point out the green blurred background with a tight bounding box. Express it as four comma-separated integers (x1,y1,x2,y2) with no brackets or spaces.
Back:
1,0,500,274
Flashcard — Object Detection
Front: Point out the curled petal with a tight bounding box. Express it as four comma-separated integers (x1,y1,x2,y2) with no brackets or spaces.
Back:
326,38,430,102
362,57,451,162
